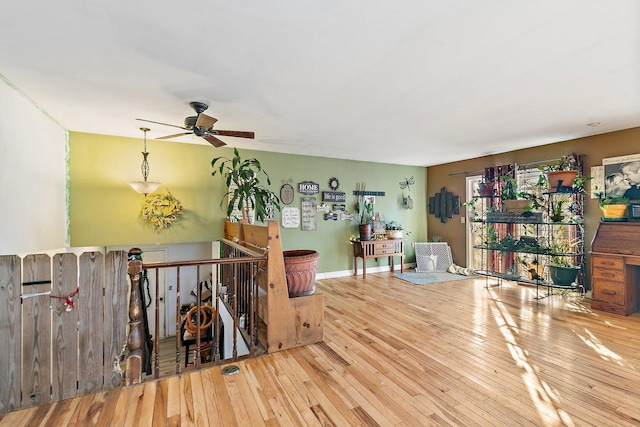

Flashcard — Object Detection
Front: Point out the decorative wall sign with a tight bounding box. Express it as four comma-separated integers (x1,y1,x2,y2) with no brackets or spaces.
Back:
280,183,295,205
328,177,340,190
372,220,386,234
316,203,330,213
340,212,355,221
352,190,385,196
332,204,346,211
265,202,275,221
298,181,319,195
281,207,300,228
429,186,459,223
228,182,254,222
324,212,338,220
322,191,346,202
301,197,317,230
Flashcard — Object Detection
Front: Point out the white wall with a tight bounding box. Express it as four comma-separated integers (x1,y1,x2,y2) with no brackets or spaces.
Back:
0,77,68,256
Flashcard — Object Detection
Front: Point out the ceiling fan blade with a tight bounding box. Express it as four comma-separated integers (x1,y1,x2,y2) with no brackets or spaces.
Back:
213,130,255,139
195,113,218,130
203,135,227,147
157,132,193,140
136,118,187,130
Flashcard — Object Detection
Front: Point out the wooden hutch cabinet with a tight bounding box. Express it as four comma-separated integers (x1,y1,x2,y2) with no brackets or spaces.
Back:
590,222,640,315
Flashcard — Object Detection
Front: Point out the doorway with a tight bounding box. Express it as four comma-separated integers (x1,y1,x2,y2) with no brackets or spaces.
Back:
465,175,483,270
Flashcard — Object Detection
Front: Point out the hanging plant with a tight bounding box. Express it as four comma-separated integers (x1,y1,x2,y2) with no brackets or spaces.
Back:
140,192,184,230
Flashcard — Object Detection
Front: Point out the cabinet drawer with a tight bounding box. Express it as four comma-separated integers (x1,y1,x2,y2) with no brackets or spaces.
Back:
592,268,625,282
593,279,625,305
592,256,624,270
374,243,394,255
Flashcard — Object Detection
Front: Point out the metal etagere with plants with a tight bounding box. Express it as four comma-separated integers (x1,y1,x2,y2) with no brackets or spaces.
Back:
466,154,586,299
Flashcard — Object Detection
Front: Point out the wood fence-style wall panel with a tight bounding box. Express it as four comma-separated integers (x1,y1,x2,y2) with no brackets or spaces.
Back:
78,252,105,395
21,254,52,408
0,250,129,414
104,251,129,389
52,253,78,401
0,255,21,413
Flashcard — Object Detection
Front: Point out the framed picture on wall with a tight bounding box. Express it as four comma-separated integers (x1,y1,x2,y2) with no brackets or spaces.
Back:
603,153,640,200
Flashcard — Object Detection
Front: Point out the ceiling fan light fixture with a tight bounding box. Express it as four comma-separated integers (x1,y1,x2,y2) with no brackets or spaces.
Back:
129,127,161,196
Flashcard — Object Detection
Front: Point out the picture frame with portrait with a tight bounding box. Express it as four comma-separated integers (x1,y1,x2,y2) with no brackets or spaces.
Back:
603,153,640,200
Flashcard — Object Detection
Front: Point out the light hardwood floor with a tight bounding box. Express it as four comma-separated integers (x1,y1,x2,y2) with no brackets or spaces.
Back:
2,272,640,426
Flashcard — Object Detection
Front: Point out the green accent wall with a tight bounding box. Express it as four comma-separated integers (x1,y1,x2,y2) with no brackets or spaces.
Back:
69,132,427,273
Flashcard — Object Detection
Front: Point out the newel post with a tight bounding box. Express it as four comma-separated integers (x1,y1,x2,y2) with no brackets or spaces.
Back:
125,248,144,385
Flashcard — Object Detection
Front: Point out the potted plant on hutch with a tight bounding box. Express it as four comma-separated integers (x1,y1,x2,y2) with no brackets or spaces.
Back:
599,196,630,221
385,221,403,239
211,147,281,223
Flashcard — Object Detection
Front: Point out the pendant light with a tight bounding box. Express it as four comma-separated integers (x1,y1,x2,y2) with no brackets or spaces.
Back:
129,127,161,195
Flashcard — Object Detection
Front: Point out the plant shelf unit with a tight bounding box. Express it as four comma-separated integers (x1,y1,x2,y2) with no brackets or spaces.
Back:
472,191,585,300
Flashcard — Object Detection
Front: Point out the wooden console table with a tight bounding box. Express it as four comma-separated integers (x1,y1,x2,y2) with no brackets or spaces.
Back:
590,222,640,315
353,239,404,279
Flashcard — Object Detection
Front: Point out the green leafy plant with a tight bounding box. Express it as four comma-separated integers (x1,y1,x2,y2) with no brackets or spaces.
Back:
499,174,518,201
543,152,581,172
356,199,373,225
547,238,581,267
599,196,630,207
211,148,280,222
385,221,403,230
573,172,592,192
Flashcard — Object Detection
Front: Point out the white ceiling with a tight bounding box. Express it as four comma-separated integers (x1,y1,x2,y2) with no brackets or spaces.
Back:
1,1,639,166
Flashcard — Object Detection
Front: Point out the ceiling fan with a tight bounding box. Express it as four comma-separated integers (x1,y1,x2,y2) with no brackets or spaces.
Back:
136,101,255,147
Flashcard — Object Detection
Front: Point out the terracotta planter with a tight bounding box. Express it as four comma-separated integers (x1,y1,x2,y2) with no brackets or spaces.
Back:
283,250,320,297
547,170,578,193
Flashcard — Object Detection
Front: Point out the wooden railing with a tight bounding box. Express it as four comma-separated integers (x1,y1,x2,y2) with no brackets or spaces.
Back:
125,239,267,384
0,221,324,413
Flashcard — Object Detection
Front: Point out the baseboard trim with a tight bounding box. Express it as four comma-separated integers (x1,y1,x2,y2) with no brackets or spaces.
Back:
316,263,416,280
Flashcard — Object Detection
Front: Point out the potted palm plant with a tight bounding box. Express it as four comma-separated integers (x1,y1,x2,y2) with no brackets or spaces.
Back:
211,148,280,223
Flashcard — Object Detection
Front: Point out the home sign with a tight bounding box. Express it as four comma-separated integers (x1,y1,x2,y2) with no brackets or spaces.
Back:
298,181,319,195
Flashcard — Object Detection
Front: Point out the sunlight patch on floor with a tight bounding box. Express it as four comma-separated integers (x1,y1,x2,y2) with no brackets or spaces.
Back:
576,328,625,366
487,286,575,426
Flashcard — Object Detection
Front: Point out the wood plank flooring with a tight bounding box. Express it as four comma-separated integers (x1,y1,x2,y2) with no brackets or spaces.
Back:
2,272,640,426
